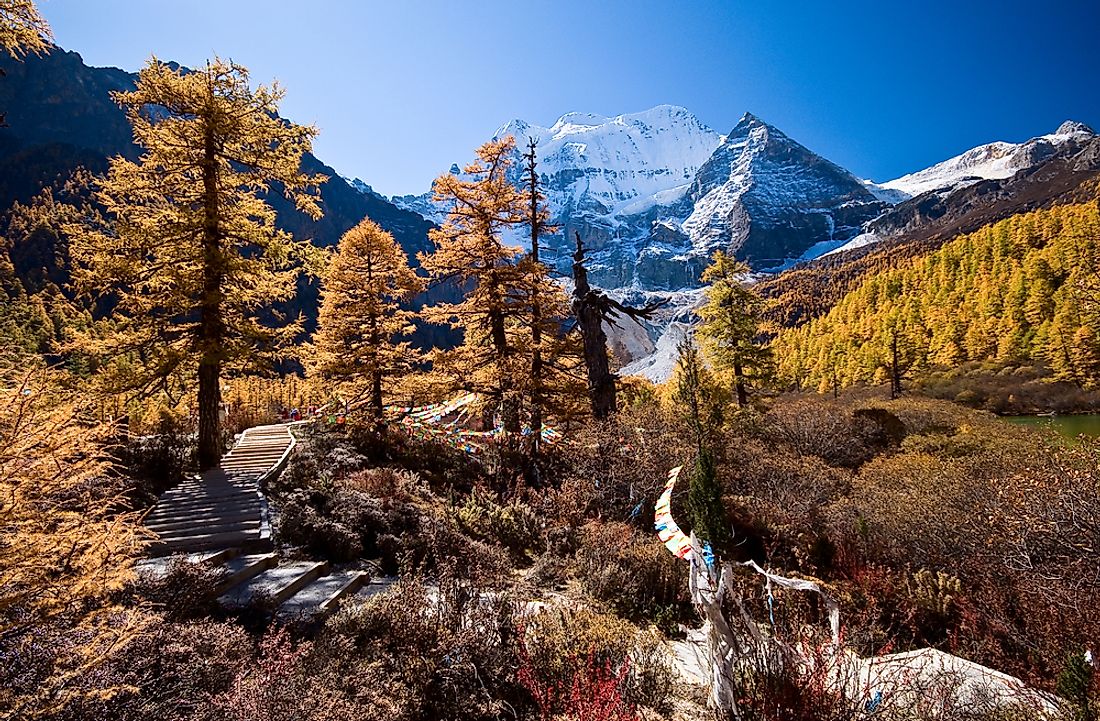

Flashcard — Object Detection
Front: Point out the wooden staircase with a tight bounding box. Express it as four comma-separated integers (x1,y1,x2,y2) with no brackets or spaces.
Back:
145,424,295,555
140,423,369,619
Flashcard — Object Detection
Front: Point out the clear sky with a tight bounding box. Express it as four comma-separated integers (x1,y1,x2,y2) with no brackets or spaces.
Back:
39,0,1100,197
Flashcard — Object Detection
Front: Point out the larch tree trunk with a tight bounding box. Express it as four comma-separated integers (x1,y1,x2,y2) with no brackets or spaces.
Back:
890,331,902,399
488,274,520,435
368,313,384,434
733,362,748,408
525,138,544,465
197,122,224,470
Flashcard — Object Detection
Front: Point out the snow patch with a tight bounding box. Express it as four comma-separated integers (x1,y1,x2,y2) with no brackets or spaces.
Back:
870,121,1096,199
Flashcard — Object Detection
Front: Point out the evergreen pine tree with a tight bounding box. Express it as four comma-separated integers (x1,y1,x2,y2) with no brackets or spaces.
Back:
1055,649,1095,721
696,250,774,407
674,336,729,548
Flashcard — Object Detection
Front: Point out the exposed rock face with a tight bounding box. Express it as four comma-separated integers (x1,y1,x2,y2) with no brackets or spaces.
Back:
866,132,1100,240
681,113,885,267
758,133,1100,331
527,110,887,290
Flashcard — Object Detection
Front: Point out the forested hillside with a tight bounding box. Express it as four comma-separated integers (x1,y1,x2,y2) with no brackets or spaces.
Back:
773,200,1100,392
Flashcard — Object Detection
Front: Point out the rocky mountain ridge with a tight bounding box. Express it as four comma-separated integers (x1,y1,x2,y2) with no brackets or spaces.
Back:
392,107,891,290
3,46,1097,380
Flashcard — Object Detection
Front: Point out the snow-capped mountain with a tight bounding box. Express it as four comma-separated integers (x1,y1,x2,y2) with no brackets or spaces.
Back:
679,113,885,265
866,120,1097,201
377,106,893,380
388,106,886,288
496,105,722,219
392,105,722,249
365,109,1098,381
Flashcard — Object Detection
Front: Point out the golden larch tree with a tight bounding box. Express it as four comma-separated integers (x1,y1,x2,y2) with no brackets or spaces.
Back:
0,361,146,718
419,137,528,434
67,58,323,468
0,0,49,58
307,218,422,431
518,138,584,463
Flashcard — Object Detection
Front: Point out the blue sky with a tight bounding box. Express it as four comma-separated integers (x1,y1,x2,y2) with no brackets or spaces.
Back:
40,0,1100,196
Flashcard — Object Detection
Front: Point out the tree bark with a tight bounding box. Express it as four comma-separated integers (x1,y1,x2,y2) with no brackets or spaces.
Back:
890,332,901,399
197,121,224,470
572,234,616,420
733,362,748,408
488,284,521,436
526,139,543,466
367,313,384,435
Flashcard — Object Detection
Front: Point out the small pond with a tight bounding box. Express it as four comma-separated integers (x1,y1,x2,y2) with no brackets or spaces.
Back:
1001,414,1100,442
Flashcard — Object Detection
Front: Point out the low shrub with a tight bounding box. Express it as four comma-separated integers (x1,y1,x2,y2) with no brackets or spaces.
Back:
276,490,364,561
115,409,195,506
60,619,253,721
133,558,228,623
322,575,523,721
760,396,904,469
518,606,676,713
454,489,545,560
576,522,693,632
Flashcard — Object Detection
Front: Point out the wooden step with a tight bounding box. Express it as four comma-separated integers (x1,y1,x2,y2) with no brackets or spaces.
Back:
215,552,279,593
277,570,369,619
146,503,261,525
149,529,269,556
151,492,261,511
146,511,261,533
222,450,288,460
151,520,262,541
156,491,261,507
219,560,328,607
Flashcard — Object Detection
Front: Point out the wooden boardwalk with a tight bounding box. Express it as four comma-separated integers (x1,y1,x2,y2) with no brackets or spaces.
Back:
140,422,376,619
145,423,295,556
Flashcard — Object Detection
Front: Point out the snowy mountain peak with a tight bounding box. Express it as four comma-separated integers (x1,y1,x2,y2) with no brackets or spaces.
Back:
682,110,882,268
1054,120,1095,137
732,111,766,130
497,118,532,138
872,121,1098,202
549,111,611,132
489,104,722,220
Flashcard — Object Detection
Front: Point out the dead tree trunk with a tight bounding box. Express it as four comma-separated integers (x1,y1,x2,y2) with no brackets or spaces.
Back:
572,235,618,420
571,231,666,420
